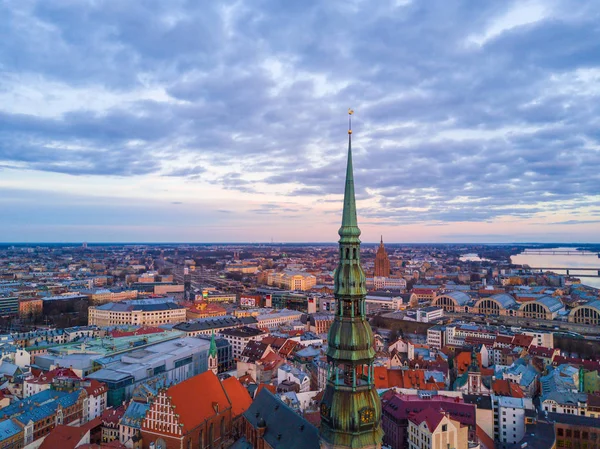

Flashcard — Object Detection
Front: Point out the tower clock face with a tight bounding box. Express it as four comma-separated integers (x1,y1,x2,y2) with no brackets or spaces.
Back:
359,407,374,424
155,438,166,449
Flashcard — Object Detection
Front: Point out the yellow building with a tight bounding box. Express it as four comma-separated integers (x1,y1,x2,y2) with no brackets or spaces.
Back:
87,289,138,305
267,270,317,291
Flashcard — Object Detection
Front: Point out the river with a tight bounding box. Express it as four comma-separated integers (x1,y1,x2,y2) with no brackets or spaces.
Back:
511,247,600,289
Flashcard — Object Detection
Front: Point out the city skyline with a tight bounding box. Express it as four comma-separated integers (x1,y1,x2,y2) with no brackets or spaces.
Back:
2,1,600,243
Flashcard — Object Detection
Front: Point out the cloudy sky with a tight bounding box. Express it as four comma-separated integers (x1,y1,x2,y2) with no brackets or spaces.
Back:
1,0,599,243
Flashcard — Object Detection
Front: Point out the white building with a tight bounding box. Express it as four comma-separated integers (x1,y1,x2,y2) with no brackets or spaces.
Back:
492,395,533,445
219,326,267,360
88,298,186,327
367,277,407,291
365,294,403,311
416,306,443,323
277,364,310,393
255,309,303,329
542,392,590,416
426,326,445,349
82,379,108,421
522,330,554,348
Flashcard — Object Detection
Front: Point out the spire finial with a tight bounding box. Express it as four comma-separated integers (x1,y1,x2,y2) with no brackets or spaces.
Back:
381,235,383,245
348,108,354,134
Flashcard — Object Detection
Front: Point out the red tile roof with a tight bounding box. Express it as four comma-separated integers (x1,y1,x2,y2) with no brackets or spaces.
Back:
39,425,89,449
255,383,276,397
528,346,555,358
222,377,252,418
82,379,107,398
492,379,524,398
278,339,300,357
28,367,80,385
258,351,284,371
167,370,231,433
101,405,126,425
374,367,445,390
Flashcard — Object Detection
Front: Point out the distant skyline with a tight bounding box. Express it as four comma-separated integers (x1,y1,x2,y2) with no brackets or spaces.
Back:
2,1,600,243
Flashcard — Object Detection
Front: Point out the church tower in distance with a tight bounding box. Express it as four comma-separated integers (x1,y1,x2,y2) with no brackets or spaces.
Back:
319,110,383,449
374,236,390,277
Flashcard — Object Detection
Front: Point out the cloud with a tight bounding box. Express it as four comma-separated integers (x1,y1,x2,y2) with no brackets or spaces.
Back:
1,0,600,240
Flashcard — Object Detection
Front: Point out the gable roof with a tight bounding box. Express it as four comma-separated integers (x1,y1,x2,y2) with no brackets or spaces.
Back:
167,370,230,433
39,425,89,449
222,377,252,418
409,408,444,432
492,379,525,398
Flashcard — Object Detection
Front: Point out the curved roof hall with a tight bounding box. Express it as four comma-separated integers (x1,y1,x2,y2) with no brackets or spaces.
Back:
570,299,600,313
436,291,471,306
487,294,518,309
534,295,564,313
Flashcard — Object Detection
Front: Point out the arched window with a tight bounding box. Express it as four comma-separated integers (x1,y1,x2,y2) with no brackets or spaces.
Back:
208,423,214,448
353,248,357,259
199,429,204,448
220,417,226,440
345,248,349,259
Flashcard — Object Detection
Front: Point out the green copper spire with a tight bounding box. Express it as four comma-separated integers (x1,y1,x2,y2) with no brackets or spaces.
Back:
209,330,217,358
320,110,383,449
339,110,361,242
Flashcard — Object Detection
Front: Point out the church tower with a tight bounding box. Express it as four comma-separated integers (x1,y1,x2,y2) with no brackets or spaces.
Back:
319,110,383,449
208,330,218,375
374,236,390,277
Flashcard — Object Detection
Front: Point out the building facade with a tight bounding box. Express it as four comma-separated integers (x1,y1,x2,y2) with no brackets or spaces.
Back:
374,237,391,278
88,299,186,327
407,408,469,449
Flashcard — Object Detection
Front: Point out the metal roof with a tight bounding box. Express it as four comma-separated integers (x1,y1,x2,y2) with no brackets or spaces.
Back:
437,291,471,306
575,299,600,312
244,388,319,449
487,293,517,308
534,295,564,313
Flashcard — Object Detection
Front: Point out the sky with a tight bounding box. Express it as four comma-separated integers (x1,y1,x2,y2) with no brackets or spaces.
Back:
1,0,600,243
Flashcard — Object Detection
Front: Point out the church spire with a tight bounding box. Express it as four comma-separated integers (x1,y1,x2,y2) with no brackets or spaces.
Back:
208,330,218,375
339,109,360,241
320,110,383,449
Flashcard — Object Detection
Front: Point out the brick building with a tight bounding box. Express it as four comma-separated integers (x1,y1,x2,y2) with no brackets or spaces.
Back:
140,371,250,449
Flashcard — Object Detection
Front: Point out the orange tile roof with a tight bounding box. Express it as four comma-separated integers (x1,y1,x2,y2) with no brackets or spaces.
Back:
279,339,300,357
492,379,524,398
167,370,230,433
82,379,107,397
238,374,256,385
455,351,482,375
222,377,252,418
259,351,284,371
374,366,389,389
255,383,276,397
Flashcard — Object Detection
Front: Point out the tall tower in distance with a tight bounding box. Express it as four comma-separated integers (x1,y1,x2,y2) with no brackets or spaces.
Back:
319,110,383,449
374,236,390,277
